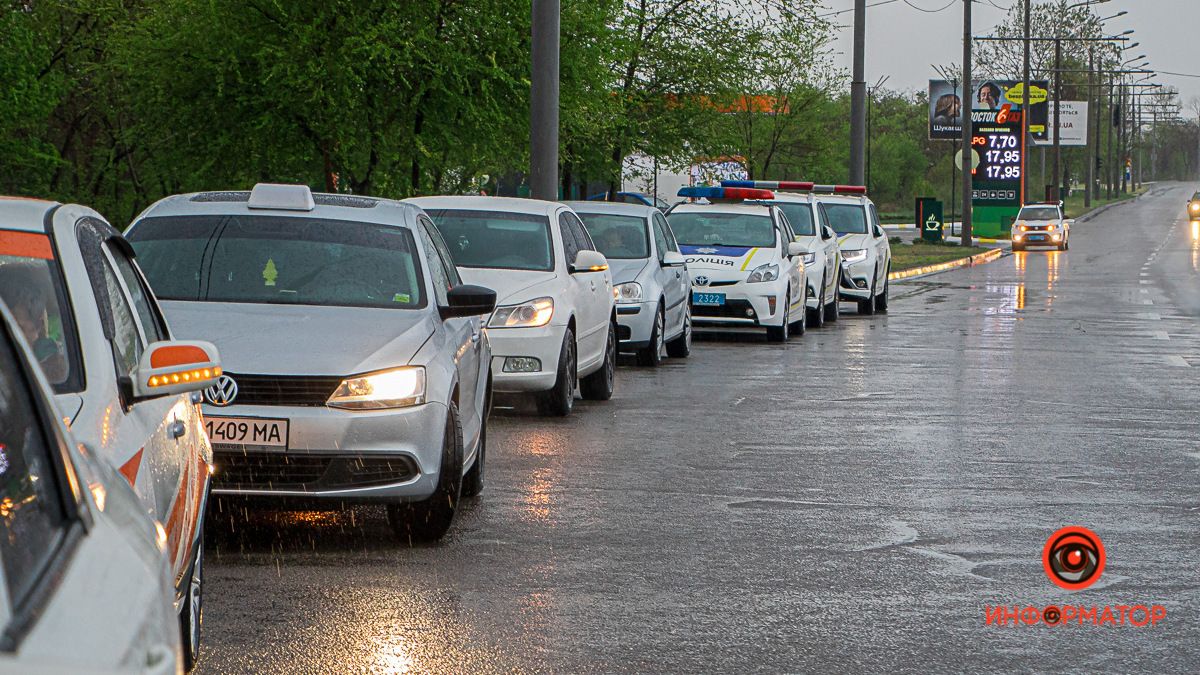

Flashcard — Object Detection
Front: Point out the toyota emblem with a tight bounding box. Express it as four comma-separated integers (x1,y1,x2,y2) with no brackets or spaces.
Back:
205,374,239,407
695,275,710,286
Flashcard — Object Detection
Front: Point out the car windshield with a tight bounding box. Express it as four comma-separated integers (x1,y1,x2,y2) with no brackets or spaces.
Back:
576,213,650,259
0,232,83,393
1019,207,1059,221
668,212,776,248
822,203,868,234
128,216,425,309
654,197,670,210
774,203,816,236
424,210,554,271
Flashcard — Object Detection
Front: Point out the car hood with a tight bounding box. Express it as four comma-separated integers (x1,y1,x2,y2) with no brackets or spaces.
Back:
679,244,770,273
457,269,559,305
161,301,435,375
606,258,650,285
836,233,872,251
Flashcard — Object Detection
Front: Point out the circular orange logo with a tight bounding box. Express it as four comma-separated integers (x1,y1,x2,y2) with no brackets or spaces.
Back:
1042,526,1105,590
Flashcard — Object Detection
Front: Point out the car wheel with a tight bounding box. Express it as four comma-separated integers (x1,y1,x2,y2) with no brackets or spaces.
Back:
857,272,876,315
766,288,790,342
875,267,890,313
462,379,490,498
1060,237,1069,251
636,305,665,367
535,328,576,416
665,304,691,358
180,534,204,672
1013,242,1025,252
388,401,464,542
807,275,826,328
581,320,616,400
790,285,807,337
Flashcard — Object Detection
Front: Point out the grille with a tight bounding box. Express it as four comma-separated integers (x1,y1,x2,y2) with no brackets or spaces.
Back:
224,373,344,407
213,452,418,491
708,280,739,287
693,298,756,319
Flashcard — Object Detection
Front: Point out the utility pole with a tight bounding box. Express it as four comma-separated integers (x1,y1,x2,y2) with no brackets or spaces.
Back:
1085,46,1094,207
1022,0,1031,203
530,0,560,200
1053,37,1063,201
1106,75,1114,198
961,0,973,247
849,0,867,185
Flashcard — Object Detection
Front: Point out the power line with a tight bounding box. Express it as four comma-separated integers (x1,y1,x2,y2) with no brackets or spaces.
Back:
818,0,1006,19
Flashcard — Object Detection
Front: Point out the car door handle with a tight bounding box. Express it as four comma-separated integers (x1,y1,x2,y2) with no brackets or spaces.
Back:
675,271,681,278
168,420,187,440
471,331,480,344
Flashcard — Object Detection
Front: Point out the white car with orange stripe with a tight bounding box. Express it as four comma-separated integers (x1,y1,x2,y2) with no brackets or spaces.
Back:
667,187,808,342
0,198,221,671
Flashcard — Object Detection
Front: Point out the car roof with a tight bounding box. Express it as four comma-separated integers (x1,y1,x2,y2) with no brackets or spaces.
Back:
670,202,776,217
406,195,562,217
0,197,60,233
562,201,656,218
763,192,816,204
812,193,870,206
135,188,421,229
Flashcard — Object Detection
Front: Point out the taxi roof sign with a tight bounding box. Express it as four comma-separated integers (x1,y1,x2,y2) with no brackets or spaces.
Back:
248,183,316,211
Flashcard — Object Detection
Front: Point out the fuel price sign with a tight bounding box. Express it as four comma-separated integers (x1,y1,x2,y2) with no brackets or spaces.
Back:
970,120,1023,207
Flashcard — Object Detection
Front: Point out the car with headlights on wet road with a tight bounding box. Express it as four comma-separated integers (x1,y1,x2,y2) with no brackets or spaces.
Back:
1012,203,1071,252
126,184,497,543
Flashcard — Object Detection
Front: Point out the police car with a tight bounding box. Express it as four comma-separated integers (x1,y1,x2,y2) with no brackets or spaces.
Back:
723,181,842,327
1012,202,1072,251
667,186,808,342
810,185,892,315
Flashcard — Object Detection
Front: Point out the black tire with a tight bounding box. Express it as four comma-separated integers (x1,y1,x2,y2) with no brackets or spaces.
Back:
766,289,790,342
180,534,204,672
875,268,890,313
665,305,691,358
790,285,807,337
388,401,463,543
636,305,665,367
535,328,576,416
462,379,490,498
1060,238,1069,251
857,275,876,315
581,320,616,400
1013,242,1025,252
807,275,826,328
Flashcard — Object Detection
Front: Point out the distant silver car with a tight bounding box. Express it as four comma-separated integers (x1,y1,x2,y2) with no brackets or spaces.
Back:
567,201,691,366
126,184,497,542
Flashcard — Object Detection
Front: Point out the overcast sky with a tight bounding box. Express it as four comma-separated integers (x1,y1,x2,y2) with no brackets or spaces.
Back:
822,0,1200,111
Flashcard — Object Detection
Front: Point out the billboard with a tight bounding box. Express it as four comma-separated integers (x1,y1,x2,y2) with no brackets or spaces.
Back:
928,79,1049,141
1033,101,1089,146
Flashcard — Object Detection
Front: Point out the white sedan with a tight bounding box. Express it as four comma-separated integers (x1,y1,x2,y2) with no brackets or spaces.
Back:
409,196,617,416
813,186,892,315
0,301,181,674
1012,202,1072,251
0,198,220,669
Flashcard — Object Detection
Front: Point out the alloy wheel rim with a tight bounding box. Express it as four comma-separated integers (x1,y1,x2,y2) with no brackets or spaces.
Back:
188,543,203,653
656,311,665,359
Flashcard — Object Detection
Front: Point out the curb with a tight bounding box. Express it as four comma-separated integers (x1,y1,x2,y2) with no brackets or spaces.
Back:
888,246,1006,282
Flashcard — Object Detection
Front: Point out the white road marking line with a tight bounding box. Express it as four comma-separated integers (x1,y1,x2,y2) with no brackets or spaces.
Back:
1137,313,1161,321
1165,355,1190,367
1152,331,1170,340
1142,299,1154,305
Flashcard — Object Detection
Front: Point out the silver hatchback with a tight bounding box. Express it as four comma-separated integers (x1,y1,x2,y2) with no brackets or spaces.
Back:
567,202,691,366
126,184,497,541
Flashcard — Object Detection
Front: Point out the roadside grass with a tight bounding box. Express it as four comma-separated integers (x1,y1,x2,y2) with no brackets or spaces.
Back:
890,238,990,273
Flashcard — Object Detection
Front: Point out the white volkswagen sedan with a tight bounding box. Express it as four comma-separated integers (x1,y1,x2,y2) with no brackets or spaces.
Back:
567,201,691,366
722,181,843,327
812,186,892,315
0,198,220,669
127,184,496,543
0,301,181,674
668,187,808,342
409,196,617,416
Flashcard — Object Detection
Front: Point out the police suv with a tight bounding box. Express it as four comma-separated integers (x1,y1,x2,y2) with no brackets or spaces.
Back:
667,186,808,342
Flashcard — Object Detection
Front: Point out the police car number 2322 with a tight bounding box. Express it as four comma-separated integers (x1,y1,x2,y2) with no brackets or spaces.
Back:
205,416,289,448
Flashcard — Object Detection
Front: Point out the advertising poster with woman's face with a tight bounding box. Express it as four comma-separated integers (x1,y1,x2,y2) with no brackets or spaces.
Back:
928,79,1049,141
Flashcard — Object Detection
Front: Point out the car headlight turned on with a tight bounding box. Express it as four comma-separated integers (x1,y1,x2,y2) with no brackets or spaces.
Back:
327,366,426,409
1017,224,1028,232
489,297,553,328
799,252,816,266
842,249,868,264
1191,202,1199,212
613,281,643,303
747,263,779,283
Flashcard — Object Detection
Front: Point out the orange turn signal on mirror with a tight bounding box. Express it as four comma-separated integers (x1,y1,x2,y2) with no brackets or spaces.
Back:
148,367,218,387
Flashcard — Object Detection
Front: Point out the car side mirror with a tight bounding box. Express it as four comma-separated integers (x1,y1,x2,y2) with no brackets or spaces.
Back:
128,340,221,402
661,251,686,267
822,227,834,241
570,250,609,274
441,284,497,319
786,241,807,257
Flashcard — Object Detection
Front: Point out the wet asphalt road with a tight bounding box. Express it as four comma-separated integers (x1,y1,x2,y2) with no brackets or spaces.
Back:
200,184,1200,673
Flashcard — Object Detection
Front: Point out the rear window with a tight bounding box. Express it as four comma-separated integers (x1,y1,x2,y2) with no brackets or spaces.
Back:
668,212,776,248
128,216,426,310
0,231,83,393
822,204,868,234
576,213,650,259
774,203,815,236
424,210,554,272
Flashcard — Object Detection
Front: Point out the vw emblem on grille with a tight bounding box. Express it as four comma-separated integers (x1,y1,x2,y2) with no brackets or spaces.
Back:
697,247,718,254
205,375,238,407
695,275,710,286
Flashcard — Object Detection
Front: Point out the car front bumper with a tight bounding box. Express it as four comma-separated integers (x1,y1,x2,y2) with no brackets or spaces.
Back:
206,400,447,501
615,300,658,349
1013,231,1063,246
839,257,874,300
485,323,567,393
690,279,789,328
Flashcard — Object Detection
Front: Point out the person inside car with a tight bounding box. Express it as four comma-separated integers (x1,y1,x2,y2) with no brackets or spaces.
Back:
0,263,67,382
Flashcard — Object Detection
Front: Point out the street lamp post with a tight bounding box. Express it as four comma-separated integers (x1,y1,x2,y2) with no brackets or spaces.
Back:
530,0,560,201
961,0,973,247
850,0,867,185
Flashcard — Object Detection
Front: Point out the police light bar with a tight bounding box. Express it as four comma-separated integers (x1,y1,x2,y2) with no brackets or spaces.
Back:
678,186,775,201
812,184,867,195
722,180,815,191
